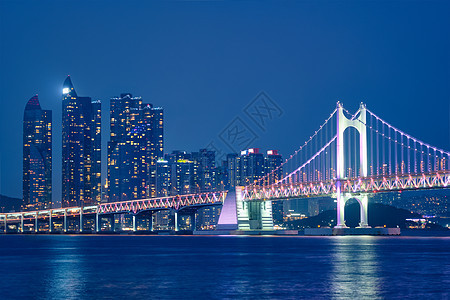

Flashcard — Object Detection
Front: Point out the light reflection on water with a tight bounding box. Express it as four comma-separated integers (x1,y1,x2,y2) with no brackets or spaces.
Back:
330,236,381,299
0,235,448,299
45,246,85,299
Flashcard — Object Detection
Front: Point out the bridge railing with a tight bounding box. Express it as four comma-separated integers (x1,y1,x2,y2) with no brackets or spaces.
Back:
97,191,227,214
243,171,450,201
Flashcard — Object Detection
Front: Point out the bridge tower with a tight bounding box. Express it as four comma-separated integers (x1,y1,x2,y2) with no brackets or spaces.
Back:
335,102,370,228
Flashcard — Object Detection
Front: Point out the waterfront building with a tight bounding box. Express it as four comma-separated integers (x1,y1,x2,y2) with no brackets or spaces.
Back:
156,159,171,197
23,95,52,211
265,150,283,184
225,153,239,188
265,150,283,224
170,158,194,195
197,206,222,230
214,162,227,191
191,149,215,193
62,76,101,207
107,93,164,202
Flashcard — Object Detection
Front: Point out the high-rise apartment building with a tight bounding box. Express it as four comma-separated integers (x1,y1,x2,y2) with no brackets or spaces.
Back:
23,95,52,210
156,159,171,197
62,76,101,207
265,150,283,224
107,93,163,202
225,153,239,188
191,149,215,193
239,148,265,186
170,159,194,195
265,150,283,184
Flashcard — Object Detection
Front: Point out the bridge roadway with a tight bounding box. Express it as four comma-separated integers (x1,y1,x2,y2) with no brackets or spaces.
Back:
1,171,449,233
0,191,226,233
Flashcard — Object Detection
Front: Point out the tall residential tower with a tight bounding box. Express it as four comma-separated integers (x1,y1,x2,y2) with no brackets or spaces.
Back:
23,95,52,210
107,93,163,202
62,76,101,207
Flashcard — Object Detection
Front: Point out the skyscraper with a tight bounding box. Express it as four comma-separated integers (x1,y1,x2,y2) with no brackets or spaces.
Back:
265,150,283,224
62,76,101,207
23,95,52,211
191,149,215,193
156,159,171,197
107,93,164,202
225,153,239,188
265,150,283,184
239,148,265,186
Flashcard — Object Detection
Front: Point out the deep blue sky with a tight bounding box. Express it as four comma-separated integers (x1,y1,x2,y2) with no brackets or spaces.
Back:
1,0,449,201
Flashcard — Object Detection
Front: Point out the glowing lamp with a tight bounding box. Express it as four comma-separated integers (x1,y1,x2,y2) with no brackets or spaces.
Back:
63,87,70,94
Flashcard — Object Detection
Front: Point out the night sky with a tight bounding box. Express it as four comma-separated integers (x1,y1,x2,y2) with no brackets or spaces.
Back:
1,0,449,202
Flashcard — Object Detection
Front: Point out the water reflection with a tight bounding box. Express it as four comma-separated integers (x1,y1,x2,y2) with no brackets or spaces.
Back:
330,236,382,300
45,239,86,299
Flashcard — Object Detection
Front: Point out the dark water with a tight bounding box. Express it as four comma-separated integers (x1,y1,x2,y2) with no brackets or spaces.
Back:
0,235,449,299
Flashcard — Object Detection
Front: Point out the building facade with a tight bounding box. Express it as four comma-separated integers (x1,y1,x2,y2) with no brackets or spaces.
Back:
107,93,164,202
156,159,171,197
62,76,101,207
191,149,216,193
23,95,52,211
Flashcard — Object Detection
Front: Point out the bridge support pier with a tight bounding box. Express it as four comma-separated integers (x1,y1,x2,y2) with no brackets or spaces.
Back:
234,186,274,231
356,194,370,228
63,211,67,233
132,215,136,232
335,192,370,228
174,212,179,232
49,211,52,233
35,213,38,233
95,213,99,232
80,211,83,233
149,213,153,232
335,182,348,228
20,214,24,233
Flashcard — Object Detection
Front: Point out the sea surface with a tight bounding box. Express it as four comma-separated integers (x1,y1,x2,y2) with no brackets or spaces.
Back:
0,235,449,299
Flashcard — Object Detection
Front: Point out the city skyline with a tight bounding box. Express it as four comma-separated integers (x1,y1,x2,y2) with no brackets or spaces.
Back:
18,74,289,213
1,1,449,202
1,2,449,299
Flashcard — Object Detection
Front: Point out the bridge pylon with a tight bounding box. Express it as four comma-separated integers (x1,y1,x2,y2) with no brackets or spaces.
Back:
335,102,370,228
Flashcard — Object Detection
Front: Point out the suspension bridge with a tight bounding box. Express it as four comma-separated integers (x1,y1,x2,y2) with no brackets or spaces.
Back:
1,102,449,234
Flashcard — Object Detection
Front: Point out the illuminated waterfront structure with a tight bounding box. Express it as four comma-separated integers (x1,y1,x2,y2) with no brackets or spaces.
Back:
107,93,164,202
2,102,449,234
23,95,52,211
62,76,101,207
